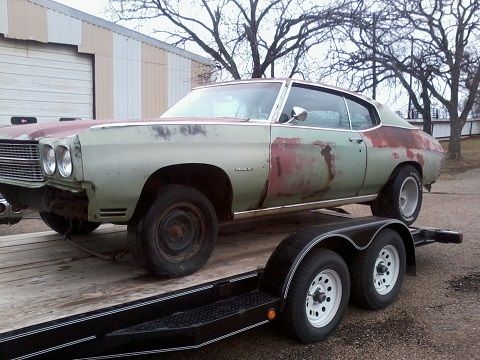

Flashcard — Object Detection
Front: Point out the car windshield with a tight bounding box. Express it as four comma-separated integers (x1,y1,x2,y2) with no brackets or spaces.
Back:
161,82,282,121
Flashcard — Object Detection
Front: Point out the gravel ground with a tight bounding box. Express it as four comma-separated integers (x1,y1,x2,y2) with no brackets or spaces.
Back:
1,169,479,359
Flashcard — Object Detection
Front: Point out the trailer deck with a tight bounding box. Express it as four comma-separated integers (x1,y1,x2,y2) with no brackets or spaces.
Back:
0,210,347,334
0,210,462,359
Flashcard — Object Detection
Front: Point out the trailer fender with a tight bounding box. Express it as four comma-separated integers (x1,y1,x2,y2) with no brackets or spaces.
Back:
260,217,415,301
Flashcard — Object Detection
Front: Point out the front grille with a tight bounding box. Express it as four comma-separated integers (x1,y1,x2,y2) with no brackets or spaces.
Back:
0,142,44,182
0,143,40,160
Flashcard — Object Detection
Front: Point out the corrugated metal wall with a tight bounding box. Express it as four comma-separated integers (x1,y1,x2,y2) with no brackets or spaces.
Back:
0,0,8,35
6,0,47,42
113,33,142,119
47,7,81,46
0,0,211,122
167,52,192,108
141,43,168,119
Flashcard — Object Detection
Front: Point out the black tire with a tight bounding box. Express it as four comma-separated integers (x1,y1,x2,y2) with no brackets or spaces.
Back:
371,165,422,225
282,249,350,343
128,185,217,278
127,219,147,268
39,212,100,235
350,228,406,310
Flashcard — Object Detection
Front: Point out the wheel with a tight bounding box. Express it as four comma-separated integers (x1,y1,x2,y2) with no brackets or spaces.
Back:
282,248,350,343
371,165,422,225
128,185,217,278
350,228,406,310
39,212,100,235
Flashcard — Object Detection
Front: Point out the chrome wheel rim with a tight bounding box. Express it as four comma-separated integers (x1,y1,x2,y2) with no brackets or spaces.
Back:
399,176,419,218
305,269,342,328
373,245,400,295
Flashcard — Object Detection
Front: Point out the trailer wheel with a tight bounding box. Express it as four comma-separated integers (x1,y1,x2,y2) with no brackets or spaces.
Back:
129,185,217,278
283,249,350,343
351,228,406,310
39,212,100,235
371,165,422,225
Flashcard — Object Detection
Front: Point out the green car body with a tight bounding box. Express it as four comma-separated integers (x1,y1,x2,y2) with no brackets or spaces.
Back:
0,79,443,225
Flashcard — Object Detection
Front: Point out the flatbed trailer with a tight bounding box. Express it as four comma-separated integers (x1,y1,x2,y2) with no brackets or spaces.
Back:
0,210,461,359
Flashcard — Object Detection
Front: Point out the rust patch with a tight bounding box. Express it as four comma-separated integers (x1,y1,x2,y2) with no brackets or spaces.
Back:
275,156,282,177
72,143,82,158
268,137,335,202
250,180,269,210
362,126,443,153
268,137,314,197
152,125,172,140
320,145,335,181
406,149,425,167
313,141,336,182
179,125,207,136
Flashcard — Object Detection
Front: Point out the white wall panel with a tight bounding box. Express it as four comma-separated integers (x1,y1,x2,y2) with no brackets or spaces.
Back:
0,37,93,124
0,0,8,35
167,53,191,107
113,33,141,119
47,9,81,46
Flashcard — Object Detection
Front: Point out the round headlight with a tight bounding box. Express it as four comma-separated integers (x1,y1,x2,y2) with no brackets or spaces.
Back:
57,146,72,178
42,145,56,175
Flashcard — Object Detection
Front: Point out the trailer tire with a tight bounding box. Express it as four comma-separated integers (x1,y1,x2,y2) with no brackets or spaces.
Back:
371,165,422,225
351,228,406,310
39,212,100,235
283,249,350,343
130,185,217,278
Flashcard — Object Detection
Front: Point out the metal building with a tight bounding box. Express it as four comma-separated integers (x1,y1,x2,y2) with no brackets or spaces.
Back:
0,0,212,124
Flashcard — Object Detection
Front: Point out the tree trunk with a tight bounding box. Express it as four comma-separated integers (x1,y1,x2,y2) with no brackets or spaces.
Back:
423,113,433,135
420,81,432,135
447,117,463,159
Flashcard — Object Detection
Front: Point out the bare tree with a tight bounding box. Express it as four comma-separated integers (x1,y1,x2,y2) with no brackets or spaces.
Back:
326,10,438,135
109,0,356,80
328,0,480,159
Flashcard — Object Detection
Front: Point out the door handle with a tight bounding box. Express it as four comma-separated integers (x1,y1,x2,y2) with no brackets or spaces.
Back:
349,137,364,144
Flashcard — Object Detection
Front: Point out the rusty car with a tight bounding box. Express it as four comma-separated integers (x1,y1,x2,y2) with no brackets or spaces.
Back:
0,79,444,277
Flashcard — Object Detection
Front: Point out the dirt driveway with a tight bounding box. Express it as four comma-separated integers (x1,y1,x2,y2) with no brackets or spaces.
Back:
1,169,479,360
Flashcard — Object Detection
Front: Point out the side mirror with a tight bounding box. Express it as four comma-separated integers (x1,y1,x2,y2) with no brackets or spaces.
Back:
290,106,308,122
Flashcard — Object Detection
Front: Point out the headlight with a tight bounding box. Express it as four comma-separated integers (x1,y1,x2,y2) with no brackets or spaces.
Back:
56,146,72,178
42,145,56,175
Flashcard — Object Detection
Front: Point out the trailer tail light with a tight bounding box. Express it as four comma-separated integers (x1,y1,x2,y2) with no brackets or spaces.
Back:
267,308,277,321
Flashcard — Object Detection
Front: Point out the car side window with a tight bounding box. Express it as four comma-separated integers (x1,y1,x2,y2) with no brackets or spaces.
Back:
345,98,378,130
279,86,350,130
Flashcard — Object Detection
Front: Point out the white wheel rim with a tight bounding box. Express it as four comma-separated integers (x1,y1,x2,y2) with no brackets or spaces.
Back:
399,176,419,218
373,245,400,295
305,269,342,328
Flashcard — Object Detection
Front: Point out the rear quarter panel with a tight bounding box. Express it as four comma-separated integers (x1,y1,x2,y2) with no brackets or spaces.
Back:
359,125,444,196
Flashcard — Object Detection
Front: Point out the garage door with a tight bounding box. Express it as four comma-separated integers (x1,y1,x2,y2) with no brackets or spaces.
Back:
0,37,93,124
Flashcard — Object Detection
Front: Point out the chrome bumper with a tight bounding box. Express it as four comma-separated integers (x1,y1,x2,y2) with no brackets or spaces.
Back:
0,197,23,224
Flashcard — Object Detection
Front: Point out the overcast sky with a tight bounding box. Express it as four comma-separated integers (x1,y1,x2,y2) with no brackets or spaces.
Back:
55,0,110,18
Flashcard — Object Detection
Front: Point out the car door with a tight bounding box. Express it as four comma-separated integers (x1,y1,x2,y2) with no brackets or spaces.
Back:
262,83,367,208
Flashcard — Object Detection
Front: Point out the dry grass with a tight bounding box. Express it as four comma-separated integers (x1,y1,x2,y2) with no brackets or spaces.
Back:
441,136,480,175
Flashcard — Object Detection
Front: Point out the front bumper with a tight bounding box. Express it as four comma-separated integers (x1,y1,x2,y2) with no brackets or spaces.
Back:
0,184,88,220
0,197,23,224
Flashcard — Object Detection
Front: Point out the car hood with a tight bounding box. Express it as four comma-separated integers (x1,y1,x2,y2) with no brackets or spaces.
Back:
0,117,247,141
